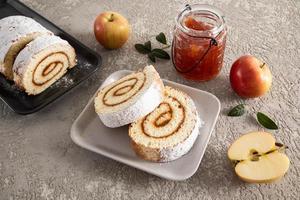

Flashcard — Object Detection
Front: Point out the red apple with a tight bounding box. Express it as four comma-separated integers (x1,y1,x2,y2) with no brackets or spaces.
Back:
94,11,130,49
230,55,272,98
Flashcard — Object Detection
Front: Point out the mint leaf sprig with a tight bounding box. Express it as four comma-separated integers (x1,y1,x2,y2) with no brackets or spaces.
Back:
135,32,170,63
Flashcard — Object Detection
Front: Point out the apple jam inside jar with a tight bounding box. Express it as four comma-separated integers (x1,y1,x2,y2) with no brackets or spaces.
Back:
172,4,227,81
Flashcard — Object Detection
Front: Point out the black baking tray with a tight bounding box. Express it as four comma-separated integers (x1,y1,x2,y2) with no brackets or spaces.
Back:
0,0,102,114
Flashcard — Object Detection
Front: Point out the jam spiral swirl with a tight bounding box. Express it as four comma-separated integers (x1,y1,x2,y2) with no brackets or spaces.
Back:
102,72,146,106
141,96,185,138
32,52,70,86
129,86,200,162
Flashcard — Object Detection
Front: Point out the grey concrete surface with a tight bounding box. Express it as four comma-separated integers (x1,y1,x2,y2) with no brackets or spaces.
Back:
1,0,300,199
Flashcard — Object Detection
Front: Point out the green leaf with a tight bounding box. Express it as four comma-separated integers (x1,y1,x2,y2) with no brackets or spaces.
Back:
148,53,156,62
228,104,245,117
144,41,151,51
151,49,170,60
134,44,151,54
257,112,278,130
156,32,167,44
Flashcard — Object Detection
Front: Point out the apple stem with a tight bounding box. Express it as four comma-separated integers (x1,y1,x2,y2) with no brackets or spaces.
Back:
108,14,114,22
260,63,266,68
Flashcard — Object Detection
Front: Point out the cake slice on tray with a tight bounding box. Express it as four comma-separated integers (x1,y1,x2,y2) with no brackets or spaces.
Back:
0,15,52,80
13,35,77,95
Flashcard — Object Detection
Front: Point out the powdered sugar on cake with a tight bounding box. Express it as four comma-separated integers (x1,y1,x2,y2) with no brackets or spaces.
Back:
13,35,70,77
0,15,52,62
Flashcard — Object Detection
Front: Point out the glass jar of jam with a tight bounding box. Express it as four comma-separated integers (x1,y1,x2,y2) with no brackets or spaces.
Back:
172,4,227,81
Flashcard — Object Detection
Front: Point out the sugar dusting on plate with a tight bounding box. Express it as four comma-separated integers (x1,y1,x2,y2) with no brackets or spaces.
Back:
52,75,74,88
50,61,93,88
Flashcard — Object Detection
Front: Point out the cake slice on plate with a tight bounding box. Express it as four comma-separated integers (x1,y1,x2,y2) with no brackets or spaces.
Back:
129,86,201,162
94,65,164,128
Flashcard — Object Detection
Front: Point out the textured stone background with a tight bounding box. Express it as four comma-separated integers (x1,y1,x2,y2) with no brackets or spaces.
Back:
0,0,299,199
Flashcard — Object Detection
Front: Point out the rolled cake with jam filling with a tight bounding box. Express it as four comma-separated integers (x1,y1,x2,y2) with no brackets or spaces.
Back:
94,65,164,128
0,15,52,80
129,86,200,162
13,35,76,95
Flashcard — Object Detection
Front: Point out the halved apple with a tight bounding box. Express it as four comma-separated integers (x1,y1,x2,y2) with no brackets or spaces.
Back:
228,131,290,183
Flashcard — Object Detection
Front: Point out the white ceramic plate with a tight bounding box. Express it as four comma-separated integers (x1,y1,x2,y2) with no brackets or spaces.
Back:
70,70,220,181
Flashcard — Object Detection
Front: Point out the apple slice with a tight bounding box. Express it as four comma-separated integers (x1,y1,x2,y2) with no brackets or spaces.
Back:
228,131,290,183
228,131,276,161
235,151,289,183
